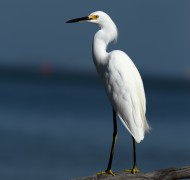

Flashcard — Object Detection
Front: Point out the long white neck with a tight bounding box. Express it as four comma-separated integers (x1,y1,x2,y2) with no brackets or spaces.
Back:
92,20,118,77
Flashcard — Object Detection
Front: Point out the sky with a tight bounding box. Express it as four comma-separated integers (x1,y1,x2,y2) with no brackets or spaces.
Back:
0,0,189,78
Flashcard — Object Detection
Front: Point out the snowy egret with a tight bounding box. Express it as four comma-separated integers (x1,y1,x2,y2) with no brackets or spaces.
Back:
66,11,150,175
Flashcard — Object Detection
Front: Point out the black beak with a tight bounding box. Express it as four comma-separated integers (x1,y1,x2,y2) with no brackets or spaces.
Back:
66,16,91,23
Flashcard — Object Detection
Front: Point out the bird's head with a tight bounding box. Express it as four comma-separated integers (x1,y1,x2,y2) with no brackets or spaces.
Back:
66,11,118,43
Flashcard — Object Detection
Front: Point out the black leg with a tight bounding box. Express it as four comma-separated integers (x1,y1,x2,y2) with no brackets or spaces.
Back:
125,136,139,174
131,136,139,174
106,109,117,172
132,136,137,168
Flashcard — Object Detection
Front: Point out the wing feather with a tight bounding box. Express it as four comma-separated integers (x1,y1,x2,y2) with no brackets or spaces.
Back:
103,50,149,143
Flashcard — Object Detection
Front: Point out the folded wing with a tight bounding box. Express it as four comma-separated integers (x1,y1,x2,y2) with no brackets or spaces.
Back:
103,50,149,143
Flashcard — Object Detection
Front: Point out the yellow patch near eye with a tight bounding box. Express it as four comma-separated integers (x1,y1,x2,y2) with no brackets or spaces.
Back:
88,15,99,20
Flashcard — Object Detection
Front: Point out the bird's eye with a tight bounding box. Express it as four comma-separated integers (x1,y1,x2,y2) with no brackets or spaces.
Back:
95,15,99,19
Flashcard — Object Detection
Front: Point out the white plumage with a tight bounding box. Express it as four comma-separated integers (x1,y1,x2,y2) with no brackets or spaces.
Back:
104,51,149,143
91,11,150,143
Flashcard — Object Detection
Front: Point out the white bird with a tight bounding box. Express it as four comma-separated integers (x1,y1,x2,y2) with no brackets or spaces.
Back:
66,11,150,175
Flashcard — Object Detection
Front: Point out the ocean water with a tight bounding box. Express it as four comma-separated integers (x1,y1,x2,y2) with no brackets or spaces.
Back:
0,74,189,180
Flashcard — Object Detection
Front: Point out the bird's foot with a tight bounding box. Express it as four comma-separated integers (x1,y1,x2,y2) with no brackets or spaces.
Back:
124,166,140,174
97,169,115,176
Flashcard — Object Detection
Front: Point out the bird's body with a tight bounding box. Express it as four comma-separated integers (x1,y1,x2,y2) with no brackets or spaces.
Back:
102,51,149,143
66,11,150,175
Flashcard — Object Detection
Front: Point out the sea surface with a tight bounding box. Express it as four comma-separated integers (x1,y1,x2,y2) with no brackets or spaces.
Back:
0,73,189,180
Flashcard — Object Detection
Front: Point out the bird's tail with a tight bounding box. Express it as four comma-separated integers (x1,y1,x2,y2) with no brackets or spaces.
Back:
144,117,151,133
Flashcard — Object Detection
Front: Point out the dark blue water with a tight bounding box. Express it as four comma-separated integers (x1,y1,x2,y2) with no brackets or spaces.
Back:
0,74,190,180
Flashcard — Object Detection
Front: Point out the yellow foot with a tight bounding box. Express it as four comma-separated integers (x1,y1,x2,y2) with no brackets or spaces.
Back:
97,170,115,176
124,166,140,174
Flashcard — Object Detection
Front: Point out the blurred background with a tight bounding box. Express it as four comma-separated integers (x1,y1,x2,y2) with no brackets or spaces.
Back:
0,0,190,180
